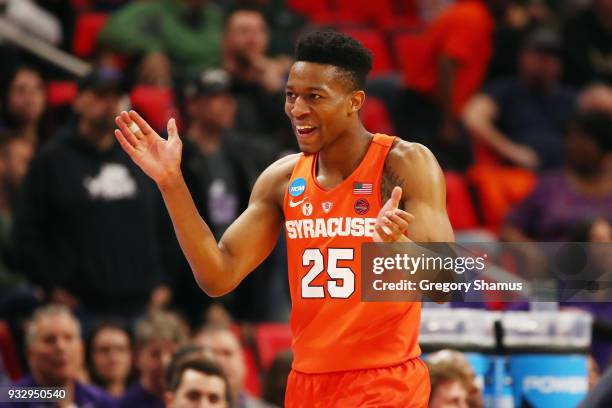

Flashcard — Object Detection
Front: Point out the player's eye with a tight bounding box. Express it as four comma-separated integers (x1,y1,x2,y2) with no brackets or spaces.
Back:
285,91,296,100
309,94,321,100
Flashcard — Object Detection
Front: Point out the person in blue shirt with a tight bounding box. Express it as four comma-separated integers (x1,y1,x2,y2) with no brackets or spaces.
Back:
464,28,577,170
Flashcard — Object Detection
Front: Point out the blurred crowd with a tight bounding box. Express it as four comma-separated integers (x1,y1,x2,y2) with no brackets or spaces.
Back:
0,0,611,406
2,305,288,407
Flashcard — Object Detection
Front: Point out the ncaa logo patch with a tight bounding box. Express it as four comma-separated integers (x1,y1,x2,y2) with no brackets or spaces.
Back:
302,201,313,216
288,177,306,197
354,198,369,215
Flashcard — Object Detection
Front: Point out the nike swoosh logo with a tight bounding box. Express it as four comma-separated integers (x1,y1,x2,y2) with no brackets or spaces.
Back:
289,198,306,208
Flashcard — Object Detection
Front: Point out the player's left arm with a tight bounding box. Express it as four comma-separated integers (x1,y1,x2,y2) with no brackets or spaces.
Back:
379,141,455,302
381,140,454,243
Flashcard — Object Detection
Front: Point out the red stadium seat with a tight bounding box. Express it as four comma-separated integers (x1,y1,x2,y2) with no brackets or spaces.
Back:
289,0,420,29
444,171,480,230
130,86,180,133
242,346,262,397
394,32,428,87
361,97,394,136
286,0,331,23
339,29,393,76
379,16,424,31
333,0,422,29
254,323,292,370
70,0,92,11
73,13,109,58
389,0,419,20
380,0,423,30
228,324,261,397
0,321,23,381
333,0,388,26
467,164,536,232
472,139,503,165
47,81,78,107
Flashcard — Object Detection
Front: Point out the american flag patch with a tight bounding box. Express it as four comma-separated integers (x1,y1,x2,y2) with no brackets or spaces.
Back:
353,182,373,195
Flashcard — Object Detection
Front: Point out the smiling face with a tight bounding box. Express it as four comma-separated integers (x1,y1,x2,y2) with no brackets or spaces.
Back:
284,61,365,154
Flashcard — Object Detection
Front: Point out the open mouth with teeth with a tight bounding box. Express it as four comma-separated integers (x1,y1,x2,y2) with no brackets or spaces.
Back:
295,125,317,136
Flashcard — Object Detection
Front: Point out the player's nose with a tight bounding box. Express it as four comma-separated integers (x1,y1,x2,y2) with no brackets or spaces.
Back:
290,96,309,118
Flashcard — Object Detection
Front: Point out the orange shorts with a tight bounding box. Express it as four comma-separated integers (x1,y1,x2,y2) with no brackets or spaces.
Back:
285,358,430,408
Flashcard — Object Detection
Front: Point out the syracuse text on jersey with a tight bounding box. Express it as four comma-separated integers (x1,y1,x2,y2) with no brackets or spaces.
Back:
285,217,377,239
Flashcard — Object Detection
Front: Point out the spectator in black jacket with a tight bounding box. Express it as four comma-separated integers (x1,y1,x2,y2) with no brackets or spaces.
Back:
13,68,168,328
163,69,282,325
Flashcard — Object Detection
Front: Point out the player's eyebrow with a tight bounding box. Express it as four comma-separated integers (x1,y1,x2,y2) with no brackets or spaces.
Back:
306,86,327,92
285,85,330,94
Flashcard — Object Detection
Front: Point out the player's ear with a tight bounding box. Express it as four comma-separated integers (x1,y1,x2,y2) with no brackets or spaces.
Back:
348,90,366,115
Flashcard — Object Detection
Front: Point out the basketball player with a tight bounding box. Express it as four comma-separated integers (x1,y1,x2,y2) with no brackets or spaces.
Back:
115,31,454,407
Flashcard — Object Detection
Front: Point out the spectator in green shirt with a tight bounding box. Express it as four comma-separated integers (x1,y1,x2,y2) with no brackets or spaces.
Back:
99,0,224,85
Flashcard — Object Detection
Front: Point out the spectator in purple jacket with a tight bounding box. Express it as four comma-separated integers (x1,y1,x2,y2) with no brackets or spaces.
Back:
8,304,113,407
502,111,612,242
86,322,135,398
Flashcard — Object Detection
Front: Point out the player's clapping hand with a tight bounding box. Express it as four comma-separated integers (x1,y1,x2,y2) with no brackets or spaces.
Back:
114,110,182,187
373,186,414,243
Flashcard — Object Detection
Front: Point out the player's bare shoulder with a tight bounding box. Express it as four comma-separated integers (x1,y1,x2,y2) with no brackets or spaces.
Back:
251,153,302,207
382,139,444,203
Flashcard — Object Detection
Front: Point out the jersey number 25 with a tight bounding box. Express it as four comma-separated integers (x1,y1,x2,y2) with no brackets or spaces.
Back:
301,248,355,299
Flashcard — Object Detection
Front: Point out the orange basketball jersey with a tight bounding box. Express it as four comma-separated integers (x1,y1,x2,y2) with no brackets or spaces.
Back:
283,134,422,373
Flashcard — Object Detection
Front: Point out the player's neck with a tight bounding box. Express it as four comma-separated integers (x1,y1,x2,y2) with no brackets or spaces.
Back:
317,123,372,179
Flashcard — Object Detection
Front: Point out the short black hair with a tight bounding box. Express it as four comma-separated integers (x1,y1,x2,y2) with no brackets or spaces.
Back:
166,356,232,404
294,30,373,90
570,111,612,152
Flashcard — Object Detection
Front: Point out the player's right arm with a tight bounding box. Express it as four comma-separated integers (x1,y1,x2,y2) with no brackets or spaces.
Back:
114,110,292,297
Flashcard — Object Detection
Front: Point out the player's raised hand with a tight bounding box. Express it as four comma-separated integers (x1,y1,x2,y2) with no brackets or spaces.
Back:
114,110,182,187
374,186,415,242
